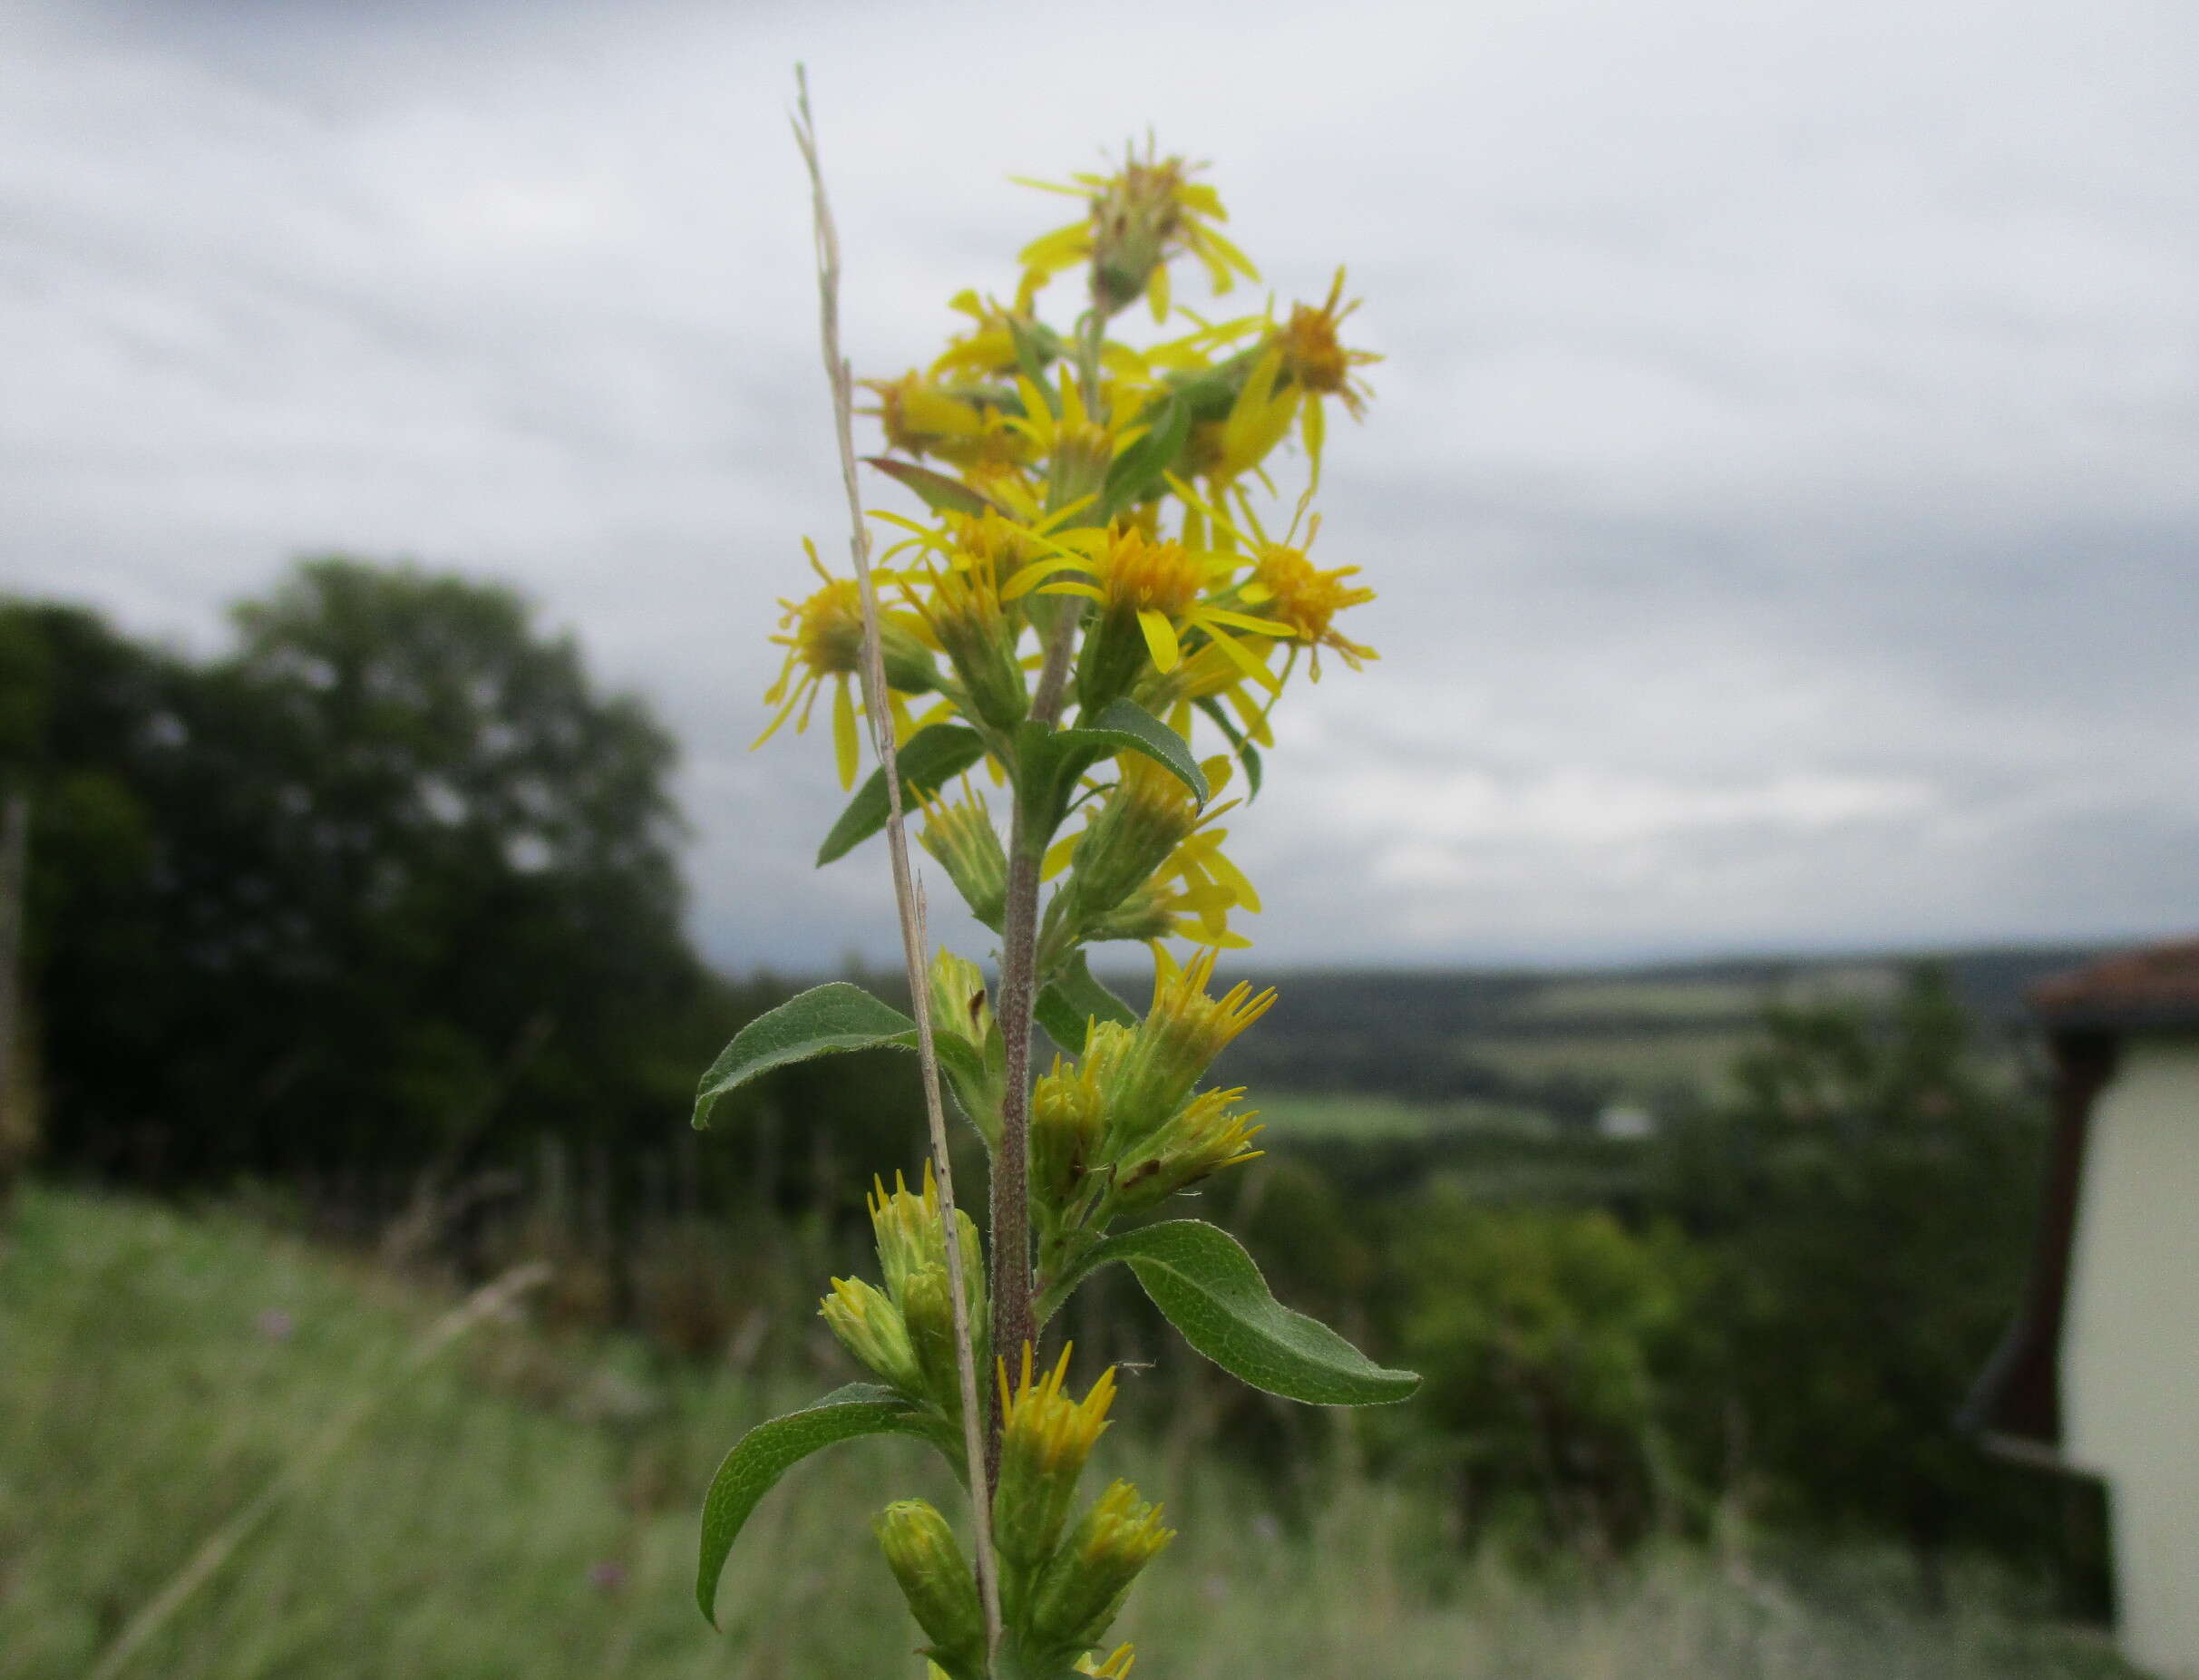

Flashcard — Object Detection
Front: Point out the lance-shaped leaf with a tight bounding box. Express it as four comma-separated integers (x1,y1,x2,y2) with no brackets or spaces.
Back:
1076,699,1208,802
1035,952,1140,1054
694,983,914,1128
1028,698,1207,823
817,723,988,865
863,456,1002,519
696,1384,940,1626
1100,394,1193,520
1053,1220,1418,1406
1194,695,1263,802
693,982,993,1130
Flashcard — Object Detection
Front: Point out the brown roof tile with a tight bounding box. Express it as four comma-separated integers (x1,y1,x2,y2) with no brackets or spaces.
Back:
2030,937,2199,1027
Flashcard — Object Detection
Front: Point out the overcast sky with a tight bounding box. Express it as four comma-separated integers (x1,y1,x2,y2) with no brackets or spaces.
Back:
5,0,2194,972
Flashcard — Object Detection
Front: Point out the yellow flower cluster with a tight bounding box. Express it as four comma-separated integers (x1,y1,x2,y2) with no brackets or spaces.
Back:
758,146,1381,956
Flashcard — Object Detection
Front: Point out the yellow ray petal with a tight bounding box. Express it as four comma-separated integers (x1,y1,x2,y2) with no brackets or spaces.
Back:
832,679,861,789
1137,609,1182,673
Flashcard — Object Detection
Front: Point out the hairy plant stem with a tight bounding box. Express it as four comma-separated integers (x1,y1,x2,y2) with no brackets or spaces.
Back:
791,68,1002,1664
988,605,1081,1487
986,280,1110,1478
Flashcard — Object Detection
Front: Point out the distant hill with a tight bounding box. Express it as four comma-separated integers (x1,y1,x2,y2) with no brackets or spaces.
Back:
1187,944,2109,1131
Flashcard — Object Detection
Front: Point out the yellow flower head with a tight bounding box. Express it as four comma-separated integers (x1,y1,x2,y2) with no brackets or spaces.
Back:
1017,141,1259,320
1143,826,1262,948
1278,268,1379,417
861,370,1029,471
1001,366,1141,513
1243,535,1377,680
819,1274,920,1394
1010,523,1280,712
754,540,931,788
1075,1648,1137,1678
930,286,1058,381
1032,1048,1107,1215
868,1162,981,1307
905,558,1028,732
1270,267,1379,475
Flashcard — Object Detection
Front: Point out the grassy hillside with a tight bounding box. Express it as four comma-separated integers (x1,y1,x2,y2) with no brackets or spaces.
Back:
0,1188,2135,1679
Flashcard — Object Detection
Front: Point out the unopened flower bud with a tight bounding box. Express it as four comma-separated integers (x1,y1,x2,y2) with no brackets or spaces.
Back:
874,1500,986,1676
819,1276,921,1394
1028,1481,1173,1663
994,1347,1117,1612
869,1166,985,1326
920,566,1027,731
1062,757,1205,925
881,626,944,695
901,1263,988,1426
921,801,1010,935
1104,1086,1263,1217
1094,947,1274,1149
1031,1053,1106,1216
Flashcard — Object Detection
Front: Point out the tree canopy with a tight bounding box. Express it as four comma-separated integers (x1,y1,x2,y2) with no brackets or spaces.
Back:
4,558,711,1184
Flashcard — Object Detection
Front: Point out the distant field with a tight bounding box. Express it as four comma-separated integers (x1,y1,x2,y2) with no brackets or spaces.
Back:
1464,1027,1763,1093
1511,978,1766,1022
0,1190,2135,1680
1250,1092,1551,1141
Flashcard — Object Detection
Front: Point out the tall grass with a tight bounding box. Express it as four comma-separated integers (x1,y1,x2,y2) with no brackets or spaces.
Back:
0,1189,2133,1679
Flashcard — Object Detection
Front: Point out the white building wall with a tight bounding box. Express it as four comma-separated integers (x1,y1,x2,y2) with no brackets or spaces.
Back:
2064,1034,2199,1679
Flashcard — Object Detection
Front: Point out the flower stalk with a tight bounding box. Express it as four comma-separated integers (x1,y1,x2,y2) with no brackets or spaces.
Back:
696,87,1412,1677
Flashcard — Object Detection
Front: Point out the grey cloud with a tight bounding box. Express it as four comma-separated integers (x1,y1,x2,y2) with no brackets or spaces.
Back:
5,0,2194,974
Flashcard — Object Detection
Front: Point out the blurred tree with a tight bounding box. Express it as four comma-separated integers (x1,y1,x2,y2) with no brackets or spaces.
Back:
1653,966,2050,1596
1395,1197,1706,1555
4,561,715,1189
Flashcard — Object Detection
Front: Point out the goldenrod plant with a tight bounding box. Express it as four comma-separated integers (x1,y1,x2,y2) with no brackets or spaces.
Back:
692,77,1416,1678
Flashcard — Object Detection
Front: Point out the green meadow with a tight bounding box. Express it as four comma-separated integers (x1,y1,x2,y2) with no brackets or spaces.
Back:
0,1189,2133,1680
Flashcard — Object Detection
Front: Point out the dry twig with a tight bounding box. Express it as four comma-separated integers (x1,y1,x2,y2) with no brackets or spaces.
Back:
789,65,1004,1661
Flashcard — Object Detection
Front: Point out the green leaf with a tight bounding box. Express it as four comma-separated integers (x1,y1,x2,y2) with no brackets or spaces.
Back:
862,456,1001,519
1007,317,1061,405
693,983,914,1129
1058,698,1207,803
816,724,988,865
1100,394,1193,520
696,1384,937,1626
1193,696,1262,802
1056,1220,1419,1406
1035,952,1140,1054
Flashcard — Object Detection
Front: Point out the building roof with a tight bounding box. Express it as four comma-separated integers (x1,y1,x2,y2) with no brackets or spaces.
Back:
2029,937,2199,1030
1966,936,2199,1457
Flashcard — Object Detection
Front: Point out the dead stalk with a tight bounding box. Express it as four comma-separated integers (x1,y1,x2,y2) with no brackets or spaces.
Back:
790,67,1003,1662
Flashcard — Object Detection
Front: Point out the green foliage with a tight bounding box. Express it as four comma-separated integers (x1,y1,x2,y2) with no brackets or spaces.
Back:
1650,966,2050,1561
1396,1199,1705,1550
1033,953,1139,1054
3,562,711,1187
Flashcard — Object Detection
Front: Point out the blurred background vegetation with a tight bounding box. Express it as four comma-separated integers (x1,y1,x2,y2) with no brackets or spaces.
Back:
0,561,2130,1675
